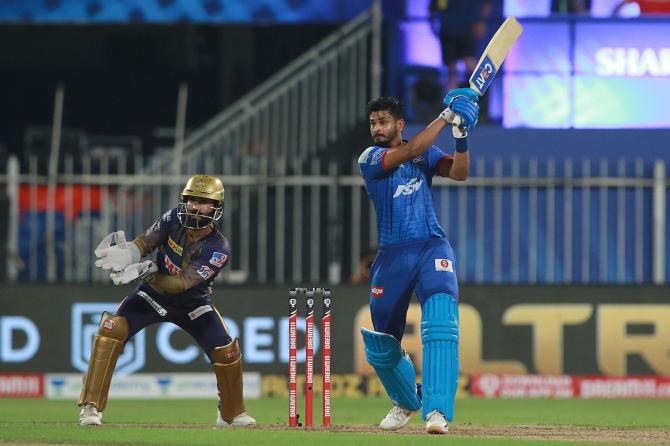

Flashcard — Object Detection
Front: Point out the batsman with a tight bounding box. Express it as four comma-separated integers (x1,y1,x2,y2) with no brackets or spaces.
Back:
78,175,256,428
358,89,479,434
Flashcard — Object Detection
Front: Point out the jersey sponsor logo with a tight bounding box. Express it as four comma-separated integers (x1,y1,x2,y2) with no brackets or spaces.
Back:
393,178,423,198
164,254,183,276
197,265,215,280
167,236,183,256
413,156,425,166
435,258,454,272
188,305,213,320
137,291,168,317
371,286,384,298
161,210,172,222
209,252,228,268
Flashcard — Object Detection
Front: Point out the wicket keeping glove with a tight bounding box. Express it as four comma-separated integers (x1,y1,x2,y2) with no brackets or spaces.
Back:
109,260,158,286
94,230,141,272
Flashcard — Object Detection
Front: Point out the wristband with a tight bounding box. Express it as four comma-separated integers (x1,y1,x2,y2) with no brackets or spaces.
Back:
454,136,469,153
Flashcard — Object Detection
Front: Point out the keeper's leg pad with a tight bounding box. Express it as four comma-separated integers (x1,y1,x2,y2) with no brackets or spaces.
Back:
361,328,421,411
212,338,246,423
421,293,459,421
78,312,128,411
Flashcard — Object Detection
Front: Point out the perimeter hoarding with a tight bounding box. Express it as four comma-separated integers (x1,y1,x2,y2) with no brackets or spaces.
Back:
1,285,669,376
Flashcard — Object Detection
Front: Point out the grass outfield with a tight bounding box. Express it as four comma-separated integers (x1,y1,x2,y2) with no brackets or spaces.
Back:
1,397,669,446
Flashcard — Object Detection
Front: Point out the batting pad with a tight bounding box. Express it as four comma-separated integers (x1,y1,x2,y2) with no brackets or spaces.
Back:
421,293,459,421
361,328,422,411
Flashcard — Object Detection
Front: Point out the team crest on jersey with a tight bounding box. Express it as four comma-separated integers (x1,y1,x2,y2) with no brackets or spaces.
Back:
197,265,215,280
371,286,384,298
435,259,454,272
167,236,183,256
412,156,425,166
209,252,227,268
370,149,384,165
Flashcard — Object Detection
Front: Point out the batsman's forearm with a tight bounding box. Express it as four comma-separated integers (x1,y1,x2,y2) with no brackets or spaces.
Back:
403,118,448,158
144,272,193,294
450,151,469,181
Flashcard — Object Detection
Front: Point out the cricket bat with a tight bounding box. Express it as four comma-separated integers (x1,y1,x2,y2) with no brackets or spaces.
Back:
451,16,524,128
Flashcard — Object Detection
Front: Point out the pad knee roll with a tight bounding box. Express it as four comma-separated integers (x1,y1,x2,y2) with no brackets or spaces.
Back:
212,338,246,423
421,293,459,421
78,312,129,411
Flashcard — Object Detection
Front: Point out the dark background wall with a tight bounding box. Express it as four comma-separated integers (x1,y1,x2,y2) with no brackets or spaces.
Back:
0,24,337,156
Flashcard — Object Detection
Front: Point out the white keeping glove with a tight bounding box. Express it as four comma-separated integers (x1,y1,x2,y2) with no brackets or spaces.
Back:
94,230,141,272
109,260,158,286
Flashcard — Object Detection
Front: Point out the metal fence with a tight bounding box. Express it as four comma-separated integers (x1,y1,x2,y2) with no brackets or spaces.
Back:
140,4,382,178
3,154,668,285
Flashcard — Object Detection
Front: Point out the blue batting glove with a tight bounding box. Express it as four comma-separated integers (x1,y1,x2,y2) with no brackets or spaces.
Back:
450,97,480,131
442,87,480,107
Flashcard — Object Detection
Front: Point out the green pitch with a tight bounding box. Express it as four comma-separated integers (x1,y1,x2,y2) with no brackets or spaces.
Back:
1,397,668,446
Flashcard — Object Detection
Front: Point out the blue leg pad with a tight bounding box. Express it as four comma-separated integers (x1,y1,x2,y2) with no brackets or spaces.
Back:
421,293,459,421
361,328,421,411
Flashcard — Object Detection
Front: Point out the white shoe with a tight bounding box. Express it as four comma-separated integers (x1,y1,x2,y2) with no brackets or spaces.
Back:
379,405,414,431
79,402,102,426
425,410,449,434
216,409,257,427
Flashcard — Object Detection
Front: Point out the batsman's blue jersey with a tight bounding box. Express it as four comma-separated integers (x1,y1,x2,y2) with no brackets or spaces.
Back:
358,145,450,247
358,144,459,341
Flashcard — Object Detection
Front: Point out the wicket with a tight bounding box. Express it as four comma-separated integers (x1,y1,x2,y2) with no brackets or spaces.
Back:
288,287,332,427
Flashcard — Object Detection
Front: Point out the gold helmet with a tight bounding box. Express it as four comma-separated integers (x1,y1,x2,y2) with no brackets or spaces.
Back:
177,175,224,229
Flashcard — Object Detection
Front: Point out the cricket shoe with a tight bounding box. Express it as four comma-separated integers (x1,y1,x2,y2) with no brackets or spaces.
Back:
216,409,257,427
79,402,102,426
425,410,449,434
379,405,414,431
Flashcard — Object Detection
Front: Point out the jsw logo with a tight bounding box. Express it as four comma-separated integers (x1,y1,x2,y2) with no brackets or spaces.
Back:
393,178,423,198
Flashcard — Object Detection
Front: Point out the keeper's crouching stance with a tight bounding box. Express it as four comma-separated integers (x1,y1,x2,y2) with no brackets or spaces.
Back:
78,175,255,428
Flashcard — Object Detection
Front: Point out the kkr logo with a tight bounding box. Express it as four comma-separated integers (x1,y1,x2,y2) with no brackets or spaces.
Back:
393,178,423,198
71,303,146,374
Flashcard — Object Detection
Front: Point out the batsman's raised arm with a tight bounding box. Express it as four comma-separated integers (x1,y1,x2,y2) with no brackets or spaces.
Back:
367,91,479,173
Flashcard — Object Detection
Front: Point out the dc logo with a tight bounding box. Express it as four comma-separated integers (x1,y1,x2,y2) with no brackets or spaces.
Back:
71,303,146,374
